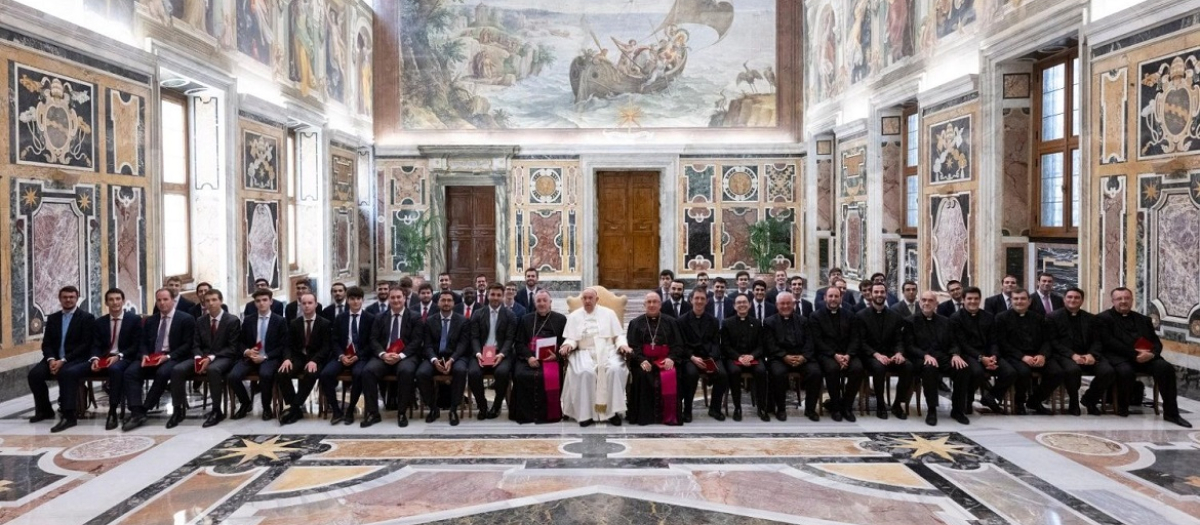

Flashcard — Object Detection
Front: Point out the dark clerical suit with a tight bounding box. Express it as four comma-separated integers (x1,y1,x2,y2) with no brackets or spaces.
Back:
908,313,970,415
91,313,142,412
1047,308,1114,410
810,306,864,414
676,310,726,417
936,299,963,318
194,311,243,413
278,315,333,413
510,311,568,423
720,315,767,411
467,305,518,414
994,309,1062,409
1094,308,1182,419
125,310,197,415
229,313,289,413
320,310,375,419
950,308,1015,409
855,305,913,413
28,308,96,417
763,313,822,415
361,308,422,418
627,314,686,425
418,313,471,413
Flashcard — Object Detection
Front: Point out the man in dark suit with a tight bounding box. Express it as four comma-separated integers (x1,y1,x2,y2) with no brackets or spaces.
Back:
194,288,242,428
122,288,198,431
950,287,1012,414
1047,287,1114,416
284,280,323,320
994,288,1061,415
467,284,518,419
661,279,688,318
242,278,284,317
360,286,422,427
188,282,228,318
749,281,777,321
514,268,541,310
983,274,1018,316
1030,272,1064,315
454,287,481,319
418,291,471,425
436,273,463,305
677,288,726,421
503,282,527,318
815,276,857,313
765,270,790,304
936,280,964,317
720,294,767,421
321,286,375,425
788,276,814,318
278,293,333,425
891,281,919,318
763,293,823,421
228,289,290,422
705,277,735,329
732,270,752,298
368,280,392,315
165,276,196,320
28,286,96,432
851,281,874,313
909,291,971,426
92,288,142,430
855,283,912,420
409,282,436,321
811,286,862,422
321,282,348,321
654,269,675,300
474,274,489,296
1095,287,1190,427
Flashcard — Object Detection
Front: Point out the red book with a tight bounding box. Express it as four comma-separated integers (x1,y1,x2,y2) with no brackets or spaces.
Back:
738,359,760,366
481,345,497,366
343,343,356,358
95,355,118,370
535,337,557,361
1134,337,1153,351
193,356,205,374
386,339,405,355
142,352,167,367
702,358,718,374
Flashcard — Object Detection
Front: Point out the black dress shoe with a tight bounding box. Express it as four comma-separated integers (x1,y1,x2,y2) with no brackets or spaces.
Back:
708,409,725,421
29,411,56,423
892,405,908,420
843,409,857,422
775,409,787,422
876,408,889,420
981,395,1003,414
360,412,381,428
50,417,77,433
950,411,970,425
1085,403,1102,416
280,408,299,425
330,413,344,426
425,408,440,424
1013,405,1028,415
166,411,186,429
261,408,274,421
231,404,251,420
1067,404,1081,416
343,412,356,425
830,410,843,422
608,414,623,426
397,414,408,427
106,411,120,430
449,410,459,426
487,407,502,420
938,379,951,393
202,411,225,428
1026,402,1052,416
579,418,595,427
732,408,743,422
925,410,938,426
477,408,489,421
1116,407,1129,417
805,410,819,422
123,413,147,431
1165,415,1193,428
681,411,693,423
758,409,770,422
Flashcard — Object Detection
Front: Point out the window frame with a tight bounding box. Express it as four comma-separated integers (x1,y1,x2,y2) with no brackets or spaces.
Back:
1030,48,1081,238
900,105,919,236
160,90,193,283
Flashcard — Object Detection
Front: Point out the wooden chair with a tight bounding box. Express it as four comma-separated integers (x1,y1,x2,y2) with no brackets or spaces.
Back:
566,286,628,321
1103,373,1161,415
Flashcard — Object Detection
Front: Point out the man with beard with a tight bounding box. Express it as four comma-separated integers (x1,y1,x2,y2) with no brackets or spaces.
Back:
763,292,822,421
994,288,1061,415
510,291,567,424
950,287,1012,414
706,277,735,329
676,287,726,421
936,280,965,317
1047,287,1113,416
662,279,688,318
909,291,970,425
811,286,861,422
627,293,685,426
855,283,912,420
467,284,517,419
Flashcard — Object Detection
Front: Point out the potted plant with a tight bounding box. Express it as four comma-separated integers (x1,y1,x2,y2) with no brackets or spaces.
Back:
747,218,791,277
393,210,437,277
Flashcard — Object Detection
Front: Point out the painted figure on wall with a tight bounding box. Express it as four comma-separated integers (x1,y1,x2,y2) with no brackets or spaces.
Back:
326,3,348,103
815,5,839,103
846,0,873,84
238,0,275,66
356,26,373,116
883,0,913,63
290,0,326,97
934,0,975,38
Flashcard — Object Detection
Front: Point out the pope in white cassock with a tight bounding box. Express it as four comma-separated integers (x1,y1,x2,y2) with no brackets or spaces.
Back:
560,287,630,426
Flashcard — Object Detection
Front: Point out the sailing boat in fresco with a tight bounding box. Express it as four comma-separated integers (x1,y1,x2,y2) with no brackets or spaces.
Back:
569,0,734,103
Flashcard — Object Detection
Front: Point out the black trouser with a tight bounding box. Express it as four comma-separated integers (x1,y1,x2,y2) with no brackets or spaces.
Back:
125,358,194,413
1006,356,1063,406
362,357,419,416
319,358,368,417
680,359,719,412
277,367,320,411
1113,357,1179,418
767,359,823,412
1054,355,1115,406
817,355,864,413
965,355,1017,403
27,359,90,415
417,359,468,411
468,357,514,412
205,357,238,413
723,360,767,408
862,356,913,409
918,355,970,414
103,358,135,411
227,359,281,411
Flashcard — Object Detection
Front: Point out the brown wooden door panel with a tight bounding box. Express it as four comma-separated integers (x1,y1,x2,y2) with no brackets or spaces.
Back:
597,171,659,289
444,186,496,287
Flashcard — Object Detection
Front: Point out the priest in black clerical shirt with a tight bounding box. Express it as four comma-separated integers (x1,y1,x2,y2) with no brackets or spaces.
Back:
993,288,1061,415
855,283,913,420
763,293,822,421
720,294,768,422
627,293,686,426
676,287,726,421
1095,287,1189,427
510,290,567,424
1046,287,1114,416
909,291,971,426
811,286,862,422
950,286,1013,414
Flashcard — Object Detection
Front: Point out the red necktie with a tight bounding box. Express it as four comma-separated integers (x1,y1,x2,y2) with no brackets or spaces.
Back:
465,305,472,318
305,319,312,346
422,306,428,321
110,318,119,350
210,318,218,337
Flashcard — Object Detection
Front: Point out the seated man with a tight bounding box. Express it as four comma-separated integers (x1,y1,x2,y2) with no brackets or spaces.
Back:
284,280,323,320
1095,287,1190,427
788,276,814,318
321,286,375,425
627,293,685,426
503,282,527,318
417,291,470,425
560,287,631,427
360,286,420,427
720,294,768,422
242,278,284,317
228,289,289,421
811,286,862,422
855,283,912,420
322,282,348,321
467,284,518,420
92,288,141,430
455,287,480,319
764,292,822,421
950,287,1013,414
909,291,971,426
994,288,1062,415
123,288,197,431
510,290,567,424
28,286,96,432
676,287,727,421
1047,287,1114,416
194,288,242,428
278,292,333,425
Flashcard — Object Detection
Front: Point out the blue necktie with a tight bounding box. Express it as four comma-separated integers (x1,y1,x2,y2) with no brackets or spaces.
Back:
390,314,400,343
439,318,449,353
258,317,268,345
59,311,72,359
351,314,359,344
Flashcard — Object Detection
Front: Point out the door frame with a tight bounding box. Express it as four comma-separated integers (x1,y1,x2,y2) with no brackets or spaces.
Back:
429,173,509,285
580,155,678,288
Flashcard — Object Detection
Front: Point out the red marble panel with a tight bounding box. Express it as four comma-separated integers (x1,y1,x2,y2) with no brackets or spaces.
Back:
817,159,833,230
845,206,863,274
1100,176,1127,294
32,202,82,319
529,211,563,272
1002,108,1031,236
722,208,759,270
881,141,902,233
112,187,143,309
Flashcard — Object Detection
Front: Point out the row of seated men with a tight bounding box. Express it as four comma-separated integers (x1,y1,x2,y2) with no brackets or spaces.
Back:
27,268,1191,432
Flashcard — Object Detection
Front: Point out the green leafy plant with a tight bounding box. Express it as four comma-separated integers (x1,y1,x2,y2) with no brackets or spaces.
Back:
747,218,792,274
394,211,438,275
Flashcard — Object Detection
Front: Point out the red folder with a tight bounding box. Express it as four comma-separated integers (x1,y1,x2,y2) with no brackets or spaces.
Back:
1134,337,1153,351
534,338,557,361
193,356,205,373
343,343,356,358
142,352,167,367
481,345,497,366
702,358,718,374
96,355,118,370
738,359,760,366
386,339,405,355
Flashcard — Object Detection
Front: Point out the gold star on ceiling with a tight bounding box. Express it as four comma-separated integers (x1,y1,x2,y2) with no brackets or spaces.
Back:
213,436,302,465
617,103,643,129
77,193,90,211
887,434,976,461
1143,181,1160,201
21,188,39,208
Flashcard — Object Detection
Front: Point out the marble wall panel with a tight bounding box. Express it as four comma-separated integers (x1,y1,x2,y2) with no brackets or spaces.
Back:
840,203,865,279
881,140,902,233
903,240,919,285
331,152,355,203
929,114,972,185
722,165,760,202
528,210,564,273
332,206,353,279
391,209,422,274
1137,46,1200,158
11,62,97,171
244,199,282,291
683,164,715,203
840,147,866,199
1002,73,1031,99
884,240,899,291
510,161,579,277
1002,108,1031,236
765,163,796,203
929,192,971,290
109,186,146,313
683,208,715,272
242,129,280,192
1004,246,1026,290
390,165,426,206
1099,68,1128,164
1100,176,1127,296
105,88,144,176
817,159,833,230
721,207,759,271
1154,192,1200,319
1034,243,1080,294
377,161,428,278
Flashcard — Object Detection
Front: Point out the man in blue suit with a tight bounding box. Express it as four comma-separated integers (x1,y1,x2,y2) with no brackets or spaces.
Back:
122,288,197,431
91,288,142,430
230,289,290,422
503,282,527,318
320,286,375,425
418,292,471,426
28,285,96,433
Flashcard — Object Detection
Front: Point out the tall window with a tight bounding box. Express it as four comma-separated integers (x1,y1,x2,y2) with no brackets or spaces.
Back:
901,107,920,235
286,129,298,271
161,91,191,280
1032,49,1080,237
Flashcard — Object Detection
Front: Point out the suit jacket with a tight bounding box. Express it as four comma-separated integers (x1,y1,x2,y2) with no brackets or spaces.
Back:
661,297,689,318
704,295,735,320
175,296,197,318
366,300,389,317
243,299,284,318
410,301,436,322
994,309,1052,361
470,305,518,358
983,294,1010,316
762,314,816,362
936,299,963,318
286,316,332,366
1094,308,1161,366
749,300,776,321
504,301,527,319
189,302,227,319
810,307,855,358
333,310,376,360
1029,291,1065,315
438,290,463,305
676,311,722,360
42,308,97,362
853,306,909,360
515,311,568,361
238,313,289,360
370,308,423,360
454,301,482,319
140,310,197,362
1047,308,1103,361
950,309,997,360
424,313,470,361
514,286,541,309
890,300,920,319
720,315,763,361
93,312,141,361
194,312,242,360
798,299,814,318
285,300,324,321
765,287,789,304
628,315,686,365
908,313,958,361
321,302,348,322
814,288,858,313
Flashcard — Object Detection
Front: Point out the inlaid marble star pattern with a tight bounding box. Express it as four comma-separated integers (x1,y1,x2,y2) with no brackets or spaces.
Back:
1144,180,1161,201
887,434,978,461
213,436,303,465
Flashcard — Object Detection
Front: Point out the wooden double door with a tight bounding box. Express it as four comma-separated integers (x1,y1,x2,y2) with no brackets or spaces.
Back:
444,186,496,287
597,171,660,289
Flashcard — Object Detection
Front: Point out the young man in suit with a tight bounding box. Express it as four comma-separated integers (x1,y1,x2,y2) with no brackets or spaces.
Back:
814,267,847,311
360,286,422,427
749,281,776,321
474,274,489,296
856,283,913,420
503,282,527,318
229,289,290,422
454,287,480,319
122,288,198,431
165,276,196,320
28,286,96,432
437,273,463,305
243,278,285,317
654,269,675,300
788,276,815,318
410,282,436,321
1030,272,1065,315
514,268,540,310
467,284,518,419
661,279,688,318
320,286,375,425
705,277,735,329
891,281,920,318
194,288,242,428
321,282,348,321
278,292,333,425
765,270,789,304
92,288,142,430
284,280,323,320
984,274,1019,315
367,280,392,315
733,271,752,298
418,291,471,425
936,280,965,317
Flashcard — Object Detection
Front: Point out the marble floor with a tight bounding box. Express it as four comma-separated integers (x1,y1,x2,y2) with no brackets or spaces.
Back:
1,385,1198,525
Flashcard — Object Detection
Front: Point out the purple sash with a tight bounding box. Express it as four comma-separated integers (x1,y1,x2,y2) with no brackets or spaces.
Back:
643,344,677,425
533,341,562,422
